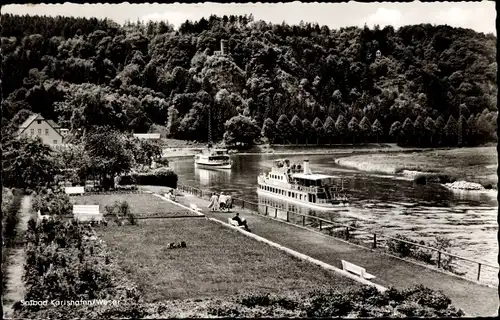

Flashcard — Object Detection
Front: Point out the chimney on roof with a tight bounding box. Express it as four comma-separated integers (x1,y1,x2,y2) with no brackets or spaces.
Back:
303,160,311,175
221,39,228,55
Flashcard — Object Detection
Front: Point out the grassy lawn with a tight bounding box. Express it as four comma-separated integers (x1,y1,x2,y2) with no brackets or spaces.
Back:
336,147,497,188
97,218,358,302
71,193,197,218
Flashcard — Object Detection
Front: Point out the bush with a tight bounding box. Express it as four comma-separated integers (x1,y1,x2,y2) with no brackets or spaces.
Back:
127,213,137,225
119,167,178,188
386,234,414,257
31,191,72,216
16,218,146,319
104,201,130,217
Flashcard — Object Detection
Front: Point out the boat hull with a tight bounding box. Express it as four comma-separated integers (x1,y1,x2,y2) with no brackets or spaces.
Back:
257,188,347,211
195,161,232,169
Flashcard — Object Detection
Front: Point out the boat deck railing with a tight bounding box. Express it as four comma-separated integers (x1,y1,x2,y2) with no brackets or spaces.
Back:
177,183,499,287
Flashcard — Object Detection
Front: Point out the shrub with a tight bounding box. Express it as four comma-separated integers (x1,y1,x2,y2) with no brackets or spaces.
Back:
127,213,137,225
31,191,72,216
386,234,414,257
118,167,178,188
16,218,146,319
238,292,272,308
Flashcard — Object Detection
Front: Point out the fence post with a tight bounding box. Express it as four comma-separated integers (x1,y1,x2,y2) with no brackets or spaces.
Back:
438,251,441,269
477,263,481,281
265,206,268,215
345,226,349,240
373,233,377,249
302,216,305,226
319,220,322,231
286,211,289,222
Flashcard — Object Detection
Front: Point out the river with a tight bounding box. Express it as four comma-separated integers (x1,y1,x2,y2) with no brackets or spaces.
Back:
169,153,498,271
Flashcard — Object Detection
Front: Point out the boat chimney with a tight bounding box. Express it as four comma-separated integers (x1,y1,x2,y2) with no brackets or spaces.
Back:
303,160,311,175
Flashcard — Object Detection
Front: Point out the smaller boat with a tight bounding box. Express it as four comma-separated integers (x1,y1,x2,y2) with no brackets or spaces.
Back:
194,149,233,169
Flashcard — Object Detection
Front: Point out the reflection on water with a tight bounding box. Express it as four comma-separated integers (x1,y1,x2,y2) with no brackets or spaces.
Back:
170,153,498,267
195,167,232,186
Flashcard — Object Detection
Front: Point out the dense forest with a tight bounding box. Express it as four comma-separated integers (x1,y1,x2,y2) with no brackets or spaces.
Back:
1,13,497,147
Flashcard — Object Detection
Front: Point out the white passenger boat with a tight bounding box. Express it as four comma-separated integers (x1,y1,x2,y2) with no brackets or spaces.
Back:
194,149,233,169
257,159,348,210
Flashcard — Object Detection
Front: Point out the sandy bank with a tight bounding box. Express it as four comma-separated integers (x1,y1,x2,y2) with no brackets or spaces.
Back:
334,148,497,192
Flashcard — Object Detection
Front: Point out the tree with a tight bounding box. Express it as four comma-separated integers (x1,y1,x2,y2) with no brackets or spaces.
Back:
335,115,348,144
434,115,445,146
466,115,477,146
323,116,336,145
312,117,324,144
443,115,458,146
423,117,435,146
456,115,468,147
2,137,58,190
389,121,402,144
371,119,383,144
302,118,313,145
223,115,261,147
347,117,359,144
261,118,276,144
276,114,293,144
82,127,134,189
359,116,371,143
413,116,424,146
290,115,303,145
401,118,414,146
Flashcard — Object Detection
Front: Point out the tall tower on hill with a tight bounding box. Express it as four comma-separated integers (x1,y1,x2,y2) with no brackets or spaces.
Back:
220,39,228,55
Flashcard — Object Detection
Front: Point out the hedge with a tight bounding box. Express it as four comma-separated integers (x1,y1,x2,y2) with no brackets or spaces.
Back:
118,167,178,188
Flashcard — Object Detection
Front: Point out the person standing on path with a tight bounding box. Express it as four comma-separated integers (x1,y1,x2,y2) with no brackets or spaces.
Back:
208,193,219,211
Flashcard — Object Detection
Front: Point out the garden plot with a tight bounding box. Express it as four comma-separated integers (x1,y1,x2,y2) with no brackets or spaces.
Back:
98,218,358,302
71,193,197,218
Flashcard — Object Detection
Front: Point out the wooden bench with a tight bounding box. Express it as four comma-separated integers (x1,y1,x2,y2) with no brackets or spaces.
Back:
341,260,376,280
73,205,103,223
65,186,85,195
228,217,244,228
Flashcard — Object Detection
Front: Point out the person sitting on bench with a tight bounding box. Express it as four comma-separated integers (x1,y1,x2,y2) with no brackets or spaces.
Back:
232,212,250,231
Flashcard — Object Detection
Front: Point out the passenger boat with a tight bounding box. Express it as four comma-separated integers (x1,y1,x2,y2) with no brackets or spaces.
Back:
257,159,348,210
194,149,233,169
194,107,233,169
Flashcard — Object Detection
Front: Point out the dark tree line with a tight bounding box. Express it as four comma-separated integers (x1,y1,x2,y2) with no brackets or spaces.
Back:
1,13,497,147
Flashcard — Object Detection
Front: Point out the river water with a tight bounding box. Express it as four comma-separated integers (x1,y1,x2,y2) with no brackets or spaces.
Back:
170,153,498,271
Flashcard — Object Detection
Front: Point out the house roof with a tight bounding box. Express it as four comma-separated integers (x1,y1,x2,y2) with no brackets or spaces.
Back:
19,114,43,129
17,113,63,138
47,120,60,128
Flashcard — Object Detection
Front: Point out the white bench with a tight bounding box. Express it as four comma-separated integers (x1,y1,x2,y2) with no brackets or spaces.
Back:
65,186,85,195
190,204,202,212
228,217,244,228
73,205,103,222
341,260,376,280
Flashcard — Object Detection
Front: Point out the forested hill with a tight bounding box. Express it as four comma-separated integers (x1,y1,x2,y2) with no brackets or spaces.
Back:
1,14,497,146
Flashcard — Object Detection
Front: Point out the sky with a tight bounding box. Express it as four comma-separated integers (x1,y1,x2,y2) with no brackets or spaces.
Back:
2,1,496,35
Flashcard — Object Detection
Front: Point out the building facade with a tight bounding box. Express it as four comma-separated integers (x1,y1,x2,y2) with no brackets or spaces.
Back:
17,114,64,145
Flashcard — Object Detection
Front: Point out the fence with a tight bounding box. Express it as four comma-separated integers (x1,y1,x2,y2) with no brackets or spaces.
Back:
177,184,499,286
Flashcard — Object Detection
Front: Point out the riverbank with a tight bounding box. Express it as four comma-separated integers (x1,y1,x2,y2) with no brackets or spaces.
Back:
162,142,447,160
334,147,497,191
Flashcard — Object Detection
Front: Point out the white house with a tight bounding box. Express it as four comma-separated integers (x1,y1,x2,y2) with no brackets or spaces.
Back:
17,114,65,145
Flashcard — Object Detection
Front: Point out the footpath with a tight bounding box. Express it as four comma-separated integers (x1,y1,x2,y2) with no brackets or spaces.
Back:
3,196,32,319
173,192,498,317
